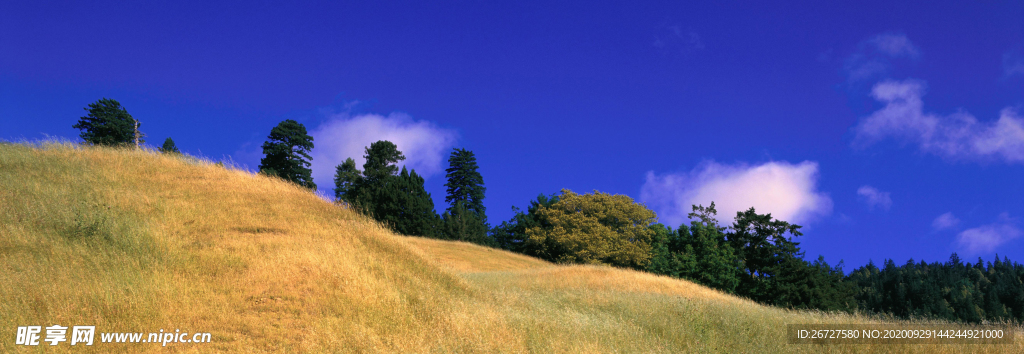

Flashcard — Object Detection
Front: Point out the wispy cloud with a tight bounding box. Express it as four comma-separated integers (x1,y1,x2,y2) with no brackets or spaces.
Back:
654,24,703,53
868,33,921,59
932,212,960,231
956,213,1021,254
857,185,892,211
844,32,920,82
1004,49,1024,78
640,161,832,228
851,79,1024,163
308,112,458,189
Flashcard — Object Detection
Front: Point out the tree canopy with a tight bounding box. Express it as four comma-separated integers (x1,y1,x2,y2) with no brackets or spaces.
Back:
348,140,406,211
440,201,490,245
72,98,143,147
441,148,488,243
333,157,361,203
360,167,440,238
490,193,560,252
848,254,1024,323
258,119,315,189
492,193,859,312
444,148,486,218
362,140,405,184
521,189,657,268
336,140,442,238
159,137,180,153
641,204,856,311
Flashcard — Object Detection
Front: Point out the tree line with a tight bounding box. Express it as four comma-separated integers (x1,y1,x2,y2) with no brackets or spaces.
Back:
490,191,1024,323
491,193,855,312
254,119,491,243
72,98,181,153
848,254,1024,323
72,98,1024,324
71,99,491,242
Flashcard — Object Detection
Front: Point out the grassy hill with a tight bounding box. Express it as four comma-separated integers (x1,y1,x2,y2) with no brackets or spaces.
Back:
0,142,1019,353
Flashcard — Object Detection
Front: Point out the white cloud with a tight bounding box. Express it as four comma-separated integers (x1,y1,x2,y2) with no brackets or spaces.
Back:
308,112,458,189
932,212,960,231
956,213,1021,254
844,32,920,82
856,185,892,211
851,79,1024,163
640,161,833,228
868,33,921,59
844,55,890,82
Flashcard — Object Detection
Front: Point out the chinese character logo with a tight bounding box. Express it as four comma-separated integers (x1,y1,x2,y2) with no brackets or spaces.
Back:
15,326,41,346
71,326,95,345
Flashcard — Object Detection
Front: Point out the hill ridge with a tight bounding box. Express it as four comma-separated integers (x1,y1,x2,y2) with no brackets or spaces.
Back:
1,142,1017,353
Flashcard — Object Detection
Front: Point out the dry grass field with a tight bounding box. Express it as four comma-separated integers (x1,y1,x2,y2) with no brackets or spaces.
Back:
1,142,1020,353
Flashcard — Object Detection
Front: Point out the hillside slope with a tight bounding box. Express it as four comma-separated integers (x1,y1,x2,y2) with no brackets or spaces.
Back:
0,142,1018,353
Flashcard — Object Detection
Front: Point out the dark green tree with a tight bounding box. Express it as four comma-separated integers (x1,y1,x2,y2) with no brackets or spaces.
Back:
333,157,361,203
771,255,855,311
258,119,316,189
727,207,805,302
726,207,855,311
490,193,559,252
159,137,180,153
645,203,741,294
444,148,486,217
645,223,687,278
678,204,742,293
72,98,143,147
362,140,405,184
442,148,488,242
441,201,492,245
363,167,440,237
341,141,441,237
348,140,406,211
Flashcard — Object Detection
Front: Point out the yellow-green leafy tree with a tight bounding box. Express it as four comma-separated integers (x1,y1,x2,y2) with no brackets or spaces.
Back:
524,189,657,269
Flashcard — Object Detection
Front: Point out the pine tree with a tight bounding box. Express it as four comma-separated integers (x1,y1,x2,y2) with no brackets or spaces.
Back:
333,157,361,203
727,207,804,303
678,214,741,294
364,167,439,237
444,148,486,218
72,98,143,147
442,148,488,242
645,204,741,294
441,201,491,245
258,119,316,189
362,140,405,184
343,141,441,237
159,137,180,153
349,140,406,211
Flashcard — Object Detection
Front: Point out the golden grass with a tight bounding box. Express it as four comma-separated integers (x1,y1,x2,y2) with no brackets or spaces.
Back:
0,142,1020,353
400,237,552,273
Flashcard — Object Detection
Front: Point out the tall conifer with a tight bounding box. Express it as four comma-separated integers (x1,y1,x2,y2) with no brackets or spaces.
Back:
444,148,486,219
333,157,361,203
442,148,488,242
258,119,316,189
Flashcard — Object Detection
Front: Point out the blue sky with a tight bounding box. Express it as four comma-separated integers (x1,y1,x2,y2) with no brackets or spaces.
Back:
2,1,1023,270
